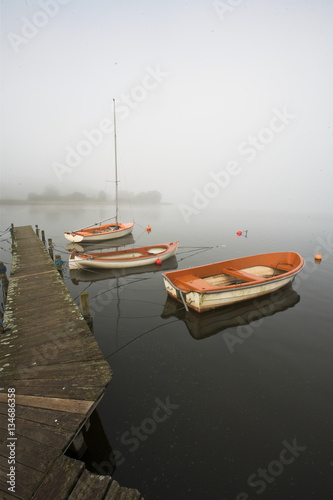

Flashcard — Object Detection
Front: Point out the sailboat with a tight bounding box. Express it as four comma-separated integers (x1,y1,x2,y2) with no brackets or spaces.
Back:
64,99,134,243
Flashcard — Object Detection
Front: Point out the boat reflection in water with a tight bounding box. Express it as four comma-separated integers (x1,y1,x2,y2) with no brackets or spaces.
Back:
161,284,300,340
65,233,135,253
70,256,178,285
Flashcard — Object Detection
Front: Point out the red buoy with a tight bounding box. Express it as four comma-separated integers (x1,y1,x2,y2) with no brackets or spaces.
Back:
156,258,162,265
237,230,242,236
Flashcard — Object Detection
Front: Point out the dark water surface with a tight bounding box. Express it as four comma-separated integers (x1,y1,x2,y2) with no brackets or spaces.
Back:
1,204,332,499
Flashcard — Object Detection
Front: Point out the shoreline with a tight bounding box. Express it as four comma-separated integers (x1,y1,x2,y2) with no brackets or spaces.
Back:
0,199,173,206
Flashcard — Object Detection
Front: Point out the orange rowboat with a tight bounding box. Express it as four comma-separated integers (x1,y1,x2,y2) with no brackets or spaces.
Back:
162,251,304,313
69,241,179,270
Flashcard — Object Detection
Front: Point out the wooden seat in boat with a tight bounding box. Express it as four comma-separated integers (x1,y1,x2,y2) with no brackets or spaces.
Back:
185,278,221,291
222,267,265,282
173,276,219,292
275,263,294,272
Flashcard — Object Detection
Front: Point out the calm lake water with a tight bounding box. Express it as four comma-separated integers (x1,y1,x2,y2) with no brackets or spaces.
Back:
1,203,332,499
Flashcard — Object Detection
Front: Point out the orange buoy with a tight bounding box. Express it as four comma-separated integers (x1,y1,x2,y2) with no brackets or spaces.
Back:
146,225,151,233
156,258,162,265
315,253,322,263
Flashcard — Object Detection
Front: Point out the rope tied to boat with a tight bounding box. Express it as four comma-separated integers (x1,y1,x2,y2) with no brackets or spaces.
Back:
272,252,288,274
179,290,189,312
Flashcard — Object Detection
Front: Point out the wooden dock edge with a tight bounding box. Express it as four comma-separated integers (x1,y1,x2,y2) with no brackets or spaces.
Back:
0,226,144,499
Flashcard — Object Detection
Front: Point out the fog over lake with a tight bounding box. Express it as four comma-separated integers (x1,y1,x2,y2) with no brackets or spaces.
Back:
1,0,333,217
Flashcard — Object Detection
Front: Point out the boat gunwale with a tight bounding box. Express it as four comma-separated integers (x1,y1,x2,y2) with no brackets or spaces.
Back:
162,267,302,295
66,222,135,238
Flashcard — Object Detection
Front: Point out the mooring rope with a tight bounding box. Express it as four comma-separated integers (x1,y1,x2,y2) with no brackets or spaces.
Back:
105,319,179,358
177,246,216,262
0,227,10,235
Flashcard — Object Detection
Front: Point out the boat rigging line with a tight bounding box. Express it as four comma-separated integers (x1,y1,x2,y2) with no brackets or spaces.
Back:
69,216,117,234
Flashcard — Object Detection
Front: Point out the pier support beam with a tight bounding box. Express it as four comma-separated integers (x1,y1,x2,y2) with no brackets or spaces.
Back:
79,291,94,332
48,238,54,260
69,431,87,458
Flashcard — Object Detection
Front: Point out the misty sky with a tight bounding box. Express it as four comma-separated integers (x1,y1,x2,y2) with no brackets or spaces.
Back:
1,0,332,213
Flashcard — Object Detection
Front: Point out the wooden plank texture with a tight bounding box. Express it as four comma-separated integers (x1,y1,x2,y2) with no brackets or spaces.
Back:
0,394,95,414
0,427,59,473
0,226,113,499
68,469,111,499
104,480,142,500
32,455,84,500
0,226,142,499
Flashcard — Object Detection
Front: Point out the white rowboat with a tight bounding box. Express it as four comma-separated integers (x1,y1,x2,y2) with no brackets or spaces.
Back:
69,241,179,270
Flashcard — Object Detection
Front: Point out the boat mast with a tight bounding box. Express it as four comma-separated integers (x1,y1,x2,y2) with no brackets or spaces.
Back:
113,98,119,228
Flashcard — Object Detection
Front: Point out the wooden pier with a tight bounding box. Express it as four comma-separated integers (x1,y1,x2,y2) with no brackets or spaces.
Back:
0,226,143,499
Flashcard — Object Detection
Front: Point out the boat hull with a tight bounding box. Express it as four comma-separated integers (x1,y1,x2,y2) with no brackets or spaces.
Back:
162,251,304,313
163,273,296,312
70,256,178,283
64,222,134,243
69,242,179,270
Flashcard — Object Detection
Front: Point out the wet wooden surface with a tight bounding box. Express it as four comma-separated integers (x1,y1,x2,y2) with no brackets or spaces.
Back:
0,226,143,499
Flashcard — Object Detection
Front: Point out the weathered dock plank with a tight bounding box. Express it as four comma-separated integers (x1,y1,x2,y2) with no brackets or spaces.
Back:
0,427,59,473
104,480,142,500
68,469,111,499
0,456,45,500
0,226,143,499
32,455,85,500
0,404,84,431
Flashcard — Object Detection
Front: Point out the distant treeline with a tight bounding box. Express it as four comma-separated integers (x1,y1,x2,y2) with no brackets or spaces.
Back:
24,188,162,204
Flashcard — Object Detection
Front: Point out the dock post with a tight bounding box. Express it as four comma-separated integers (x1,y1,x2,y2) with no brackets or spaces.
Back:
10,223,15,244
54,254,64,278
79,291,94,332
48,238,54,260
41,230,46,244
35,224,40,237
0,261,9,299
69,431,87,458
